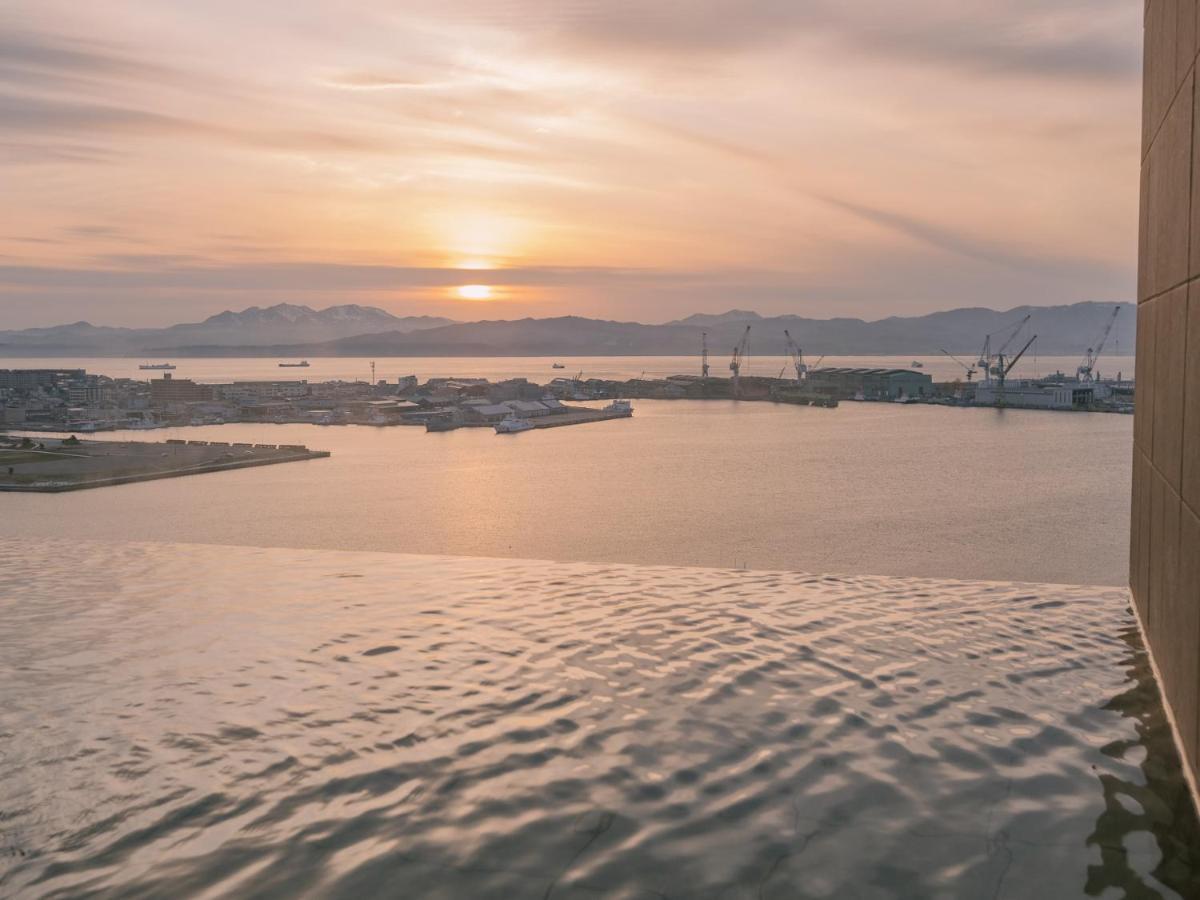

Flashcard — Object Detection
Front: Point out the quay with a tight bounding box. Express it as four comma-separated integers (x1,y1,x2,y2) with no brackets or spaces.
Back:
0,365,1134,436
0,436,329,492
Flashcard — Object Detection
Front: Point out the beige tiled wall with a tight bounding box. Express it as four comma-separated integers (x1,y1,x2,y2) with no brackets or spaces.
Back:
1136,0,1200,789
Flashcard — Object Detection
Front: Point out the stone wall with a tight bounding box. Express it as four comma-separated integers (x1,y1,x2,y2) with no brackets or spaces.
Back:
1133,0,1200,790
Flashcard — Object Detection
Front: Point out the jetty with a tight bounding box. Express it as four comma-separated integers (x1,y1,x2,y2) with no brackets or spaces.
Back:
0,437,329,492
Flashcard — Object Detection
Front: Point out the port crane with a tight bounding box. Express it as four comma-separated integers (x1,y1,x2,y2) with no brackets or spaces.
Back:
701,332,710,378
992,334,1038,388
1076,305,1120,382
729,325,751,397
939,348,977,381
783,329,807,382
978,314,1032,385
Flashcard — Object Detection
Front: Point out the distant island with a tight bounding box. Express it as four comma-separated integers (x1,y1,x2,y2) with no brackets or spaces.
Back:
0,301,1131,358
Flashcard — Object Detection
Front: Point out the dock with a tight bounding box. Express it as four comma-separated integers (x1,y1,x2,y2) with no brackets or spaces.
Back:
0,437,330,492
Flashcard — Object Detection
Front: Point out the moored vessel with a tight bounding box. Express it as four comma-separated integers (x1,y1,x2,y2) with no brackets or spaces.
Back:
494,416,535,434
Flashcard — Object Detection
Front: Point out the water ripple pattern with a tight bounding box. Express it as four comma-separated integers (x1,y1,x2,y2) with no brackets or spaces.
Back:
0,539,1195,898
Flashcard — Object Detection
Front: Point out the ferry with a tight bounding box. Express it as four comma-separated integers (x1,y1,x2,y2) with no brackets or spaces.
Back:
910,361,924,368
494,416,535,434
603,399,634,417
279,360,310,368
552,363,565,369
139,363,176,371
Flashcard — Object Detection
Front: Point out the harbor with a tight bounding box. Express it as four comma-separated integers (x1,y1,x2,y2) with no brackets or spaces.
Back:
0,435,329,492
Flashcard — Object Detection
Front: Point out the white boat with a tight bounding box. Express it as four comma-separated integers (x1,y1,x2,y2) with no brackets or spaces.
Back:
279,360,310,368
911,361,924,368
494,416,535,434
552,363,565,369
603,399,633,416
139,363,175,370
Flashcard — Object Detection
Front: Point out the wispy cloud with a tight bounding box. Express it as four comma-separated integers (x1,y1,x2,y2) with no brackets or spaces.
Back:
0,0,1141,328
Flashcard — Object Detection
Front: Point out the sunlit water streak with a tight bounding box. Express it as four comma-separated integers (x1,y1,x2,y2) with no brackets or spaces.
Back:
1,400,1132,586
1,539,1195,898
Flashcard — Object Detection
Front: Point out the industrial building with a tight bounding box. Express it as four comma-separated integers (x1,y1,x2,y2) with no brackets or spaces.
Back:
805,367,933,400
974,381,1099,409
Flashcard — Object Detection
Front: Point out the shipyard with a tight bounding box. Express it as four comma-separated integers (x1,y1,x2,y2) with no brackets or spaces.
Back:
0,306,1133,435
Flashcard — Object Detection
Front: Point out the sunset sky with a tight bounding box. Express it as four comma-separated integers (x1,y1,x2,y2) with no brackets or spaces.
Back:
0,1,1142,328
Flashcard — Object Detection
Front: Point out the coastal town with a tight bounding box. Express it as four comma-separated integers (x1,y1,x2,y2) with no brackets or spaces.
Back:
0,358,1135,435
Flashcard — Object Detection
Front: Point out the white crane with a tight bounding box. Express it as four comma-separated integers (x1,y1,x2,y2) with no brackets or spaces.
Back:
730,325,751,397
939,348,977,381
978,314,1032,385
1077,305,1120,382
783,329,806,382
995,334,1037,387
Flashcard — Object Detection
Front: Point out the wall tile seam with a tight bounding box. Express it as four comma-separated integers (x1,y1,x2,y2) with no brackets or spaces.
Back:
1143,47,1195,164
1143,450,1200,533
1181,67,1195,501
1126,571,1200,817
1140,272,1200,305
1188,69,1197,321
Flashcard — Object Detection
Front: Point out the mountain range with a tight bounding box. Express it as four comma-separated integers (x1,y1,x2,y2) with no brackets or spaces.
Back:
0,301,1131,358
0,304,454,355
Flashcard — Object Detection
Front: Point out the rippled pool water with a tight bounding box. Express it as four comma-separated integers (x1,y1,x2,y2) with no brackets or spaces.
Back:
1,539,1196,898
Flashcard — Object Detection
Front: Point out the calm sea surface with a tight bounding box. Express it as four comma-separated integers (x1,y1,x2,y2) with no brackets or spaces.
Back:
1,540,1195,898
4,398,1131,585
2,354,1137,385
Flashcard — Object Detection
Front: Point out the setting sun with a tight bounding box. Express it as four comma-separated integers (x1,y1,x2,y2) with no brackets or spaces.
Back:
456,284,493,300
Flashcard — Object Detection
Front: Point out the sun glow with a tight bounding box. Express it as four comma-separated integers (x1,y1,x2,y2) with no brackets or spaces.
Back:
456,284,493,300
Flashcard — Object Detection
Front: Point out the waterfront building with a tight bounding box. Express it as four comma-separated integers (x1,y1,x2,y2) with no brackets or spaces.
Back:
974,381,1098,409
222,380,309,401
806,367,933,400
503,400,551,417
466,403,519,423
149,374,213,403
0,369,84,390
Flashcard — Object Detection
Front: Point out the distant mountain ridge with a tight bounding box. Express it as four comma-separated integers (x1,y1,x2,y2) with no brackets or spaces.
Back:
0,301,1131,358
261,301,1131,358
0,303,456,354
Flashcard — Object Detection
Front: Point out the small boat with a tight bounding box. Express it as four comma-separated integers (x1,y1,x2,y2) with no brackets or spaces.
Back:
603,399,634,417
279,360,310,368
911,361,924,368
139,362,175,371
552,363,566,369
494,416,535,434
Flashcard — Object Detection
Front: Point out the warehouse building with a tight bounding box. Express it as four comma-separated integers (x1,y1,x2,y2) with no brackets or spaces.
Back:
805,367,933,400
